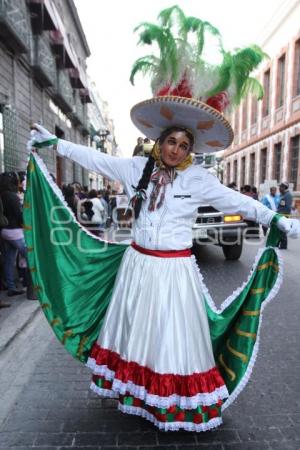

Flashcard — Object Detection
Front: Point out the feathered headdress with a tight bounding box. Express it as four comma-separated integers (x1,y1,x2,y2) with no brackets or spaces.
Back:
130,5,267,152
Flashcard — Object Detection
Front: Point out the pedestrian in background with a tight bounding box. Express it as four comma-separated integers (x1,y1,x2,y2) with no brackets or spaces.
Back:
132,137,144,156
62,184,77,214
261,186,280,235
227,181,238,191
0,172,36,299
98,189,109,224
277,182,293,249
0,194,10,308
251,186,258,200
243,185,260,237
87,189,105,236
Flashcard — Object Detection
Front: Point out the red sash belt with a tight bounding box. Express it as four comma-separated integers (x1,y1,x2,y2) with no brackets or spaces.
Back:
131,241,191,258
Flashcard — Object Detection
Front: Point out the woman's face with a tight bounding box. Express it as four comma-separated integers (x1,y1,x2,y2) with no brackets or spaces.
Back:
160,131,191,168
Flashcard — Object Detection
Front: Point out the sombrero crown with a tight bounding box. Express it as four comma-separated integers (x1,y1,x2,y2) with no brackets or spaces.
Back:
130,5,267,153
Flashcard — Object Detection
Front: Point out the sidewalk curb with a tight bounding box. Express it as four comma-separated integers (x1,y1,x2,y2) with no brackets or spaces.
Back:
0,302,41,354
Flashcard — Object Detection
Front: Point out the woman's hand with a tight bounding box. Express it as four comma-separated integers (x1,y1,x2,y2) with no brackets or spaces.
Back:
27,123,58,151
277,216,300,238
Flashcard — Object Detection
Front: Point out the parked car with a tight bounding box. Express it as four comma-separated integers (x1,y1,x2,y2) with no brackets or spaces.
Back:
192,205,247,260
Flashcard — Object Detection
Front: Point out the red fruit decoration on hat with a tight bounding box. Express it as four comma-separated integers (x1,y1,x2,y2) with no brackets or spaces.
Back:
130,5,267,114
206,91,229,113
156,75,193,98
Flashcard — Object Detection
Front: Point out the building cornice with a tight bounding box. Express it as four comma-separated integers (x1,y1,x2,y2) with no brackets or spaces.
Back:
67,0,91,57
225,111,300,157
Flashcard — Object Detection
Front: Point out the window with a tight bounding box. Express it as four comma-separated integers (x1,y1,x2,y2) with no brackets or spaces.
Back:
260,148,267,184
290,135,300,189
241,156,246,187
233,160,238,183
251,97,258,124
249,153,255,186
263,70,271,116
277,54,286,107
294,39,300,97
273,142,282,182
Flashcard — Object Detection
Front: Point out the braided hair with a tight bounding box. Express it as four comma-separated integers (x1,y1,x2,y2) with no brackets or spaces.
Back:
132,126,194,219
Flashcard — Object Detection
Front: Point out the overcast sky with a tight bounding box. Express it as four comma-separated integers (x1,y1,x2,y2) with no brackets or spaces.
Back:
74,0,283,157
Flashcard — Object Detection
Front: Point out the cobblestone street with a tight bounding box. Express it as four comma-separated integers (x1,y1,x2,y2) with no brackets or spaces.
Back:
0,237,299,449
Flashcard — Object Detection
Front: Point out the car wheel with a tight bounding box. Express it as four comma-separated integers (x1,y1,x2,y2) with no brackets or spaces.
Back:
222,241,243,260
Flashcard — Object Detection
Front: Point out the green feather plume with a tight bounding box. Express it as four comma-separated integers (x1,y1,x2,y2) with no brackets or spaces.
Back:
183,16,223,56
130,6,268,109
230,45,268,104
158,5,186,29
133,22,179,84
130,56,159,85
207,45,268,105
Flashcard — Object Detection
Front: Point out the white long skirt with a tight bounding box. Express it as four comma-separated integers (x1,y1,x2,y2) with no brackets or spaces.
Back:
87,246,228,432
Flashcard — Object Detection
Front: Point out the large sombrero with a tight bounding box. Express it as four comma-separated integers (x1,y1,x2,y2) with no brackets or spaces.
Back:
131,96,233,153
130,5,266,154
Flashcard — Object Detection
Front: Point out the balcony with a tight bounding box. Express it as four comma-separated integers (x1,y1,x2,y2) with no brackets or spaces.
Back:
31,34,56,87
291,95,300,113
27,0,58,34
53,69,73,113
261,116,270,130
250,124,257,137
275,106,284,123
0,0,30,53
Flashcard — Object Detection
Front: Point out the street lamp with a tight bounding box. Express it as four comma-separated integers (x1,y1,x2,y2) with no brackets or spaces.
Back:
93,129,111,153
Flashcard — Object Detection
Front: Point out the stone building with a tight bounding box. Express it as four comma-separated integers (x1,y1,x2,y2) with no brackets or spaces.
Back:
87,80,117,190
224,0,300,206
0,0,110,187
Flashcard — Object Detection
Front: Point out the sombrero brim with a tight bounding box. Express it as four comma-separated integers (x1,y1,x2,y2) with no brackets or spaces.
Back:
130,96,233,153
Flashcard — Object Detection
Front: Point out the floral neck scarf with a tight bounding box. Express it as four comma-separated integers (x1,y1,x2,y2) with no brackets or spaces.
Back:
148,142,193,211
148,168,176,211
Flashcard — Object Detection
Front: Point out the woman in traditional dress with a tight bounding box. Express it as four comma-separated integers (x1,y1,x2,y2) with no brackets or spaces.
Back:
25,7,300,432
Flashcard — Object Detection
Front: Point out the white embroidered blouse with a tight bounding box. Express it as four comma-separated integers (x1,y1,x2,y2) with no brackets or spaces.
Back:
57,140,275,250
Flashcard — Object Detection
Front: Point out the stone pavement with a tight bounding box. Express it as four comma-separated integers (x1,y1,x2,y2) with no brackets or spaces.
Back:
0,237,300,449
0,290,40,353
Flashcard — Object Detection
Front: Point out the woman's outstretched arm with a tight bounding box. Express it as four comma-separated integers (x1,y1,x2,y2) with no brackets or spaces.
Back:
29,123,137,185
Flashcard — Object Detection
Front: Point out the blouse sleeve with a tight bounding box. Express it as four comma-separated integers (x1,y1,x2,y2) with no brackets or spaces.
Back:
198,170,275,227
57,139,134,185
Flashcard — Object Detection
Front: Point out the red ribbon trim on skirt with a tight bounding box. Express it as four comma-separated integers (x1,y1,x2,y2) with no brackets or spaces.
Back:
89,344,225,397
131,241,191,258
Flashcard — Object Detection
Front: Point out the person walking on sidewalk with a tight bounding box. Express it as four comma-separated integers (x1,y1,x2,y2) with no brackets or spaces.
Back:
0,194,10,308
277,182,293,249
0,172,36,299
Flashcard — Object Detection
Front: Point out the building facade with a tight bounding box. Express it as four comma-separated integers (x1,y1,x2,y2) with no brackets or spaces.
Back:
224,0,300,206
0,0,115,189
87,80,117,190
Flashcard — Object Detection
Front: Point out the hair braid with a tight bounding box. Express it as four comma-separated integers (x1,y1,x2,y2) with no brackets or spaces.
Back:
132,155,155,219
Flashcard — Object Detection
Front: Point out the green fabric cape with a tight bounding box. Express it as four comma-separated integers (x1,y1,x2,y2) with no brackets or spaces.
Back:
23,152,283,409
